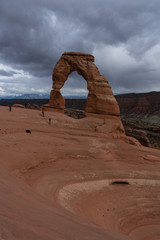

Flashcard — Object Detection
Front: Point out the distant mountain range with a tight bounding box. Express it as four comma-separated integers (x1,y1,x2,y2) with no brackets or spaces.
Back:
0,93,87,100
0,93,50,100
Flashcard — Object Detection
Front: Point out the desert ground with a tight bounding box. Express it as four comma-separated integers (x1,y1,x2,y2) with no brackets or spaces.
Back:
0,105,160,240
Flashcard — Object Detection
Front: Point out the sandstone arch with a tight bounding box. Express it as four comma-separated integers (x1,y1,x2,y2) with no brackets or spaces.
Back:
49,52,120,116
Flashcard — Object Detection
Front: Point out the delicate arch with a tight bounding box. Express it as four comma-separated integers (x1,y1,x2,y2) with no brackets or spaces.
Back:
49,52,120,116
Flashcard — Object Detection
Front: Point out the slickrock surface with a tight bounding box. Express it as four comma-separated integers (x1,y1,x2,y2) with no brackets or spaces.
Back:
48,52,120,116
0,106,160,240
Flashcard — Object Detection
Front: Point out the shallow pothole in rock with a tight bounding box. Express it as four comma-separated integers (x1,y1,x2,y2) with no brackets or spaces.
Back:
111,180,129,185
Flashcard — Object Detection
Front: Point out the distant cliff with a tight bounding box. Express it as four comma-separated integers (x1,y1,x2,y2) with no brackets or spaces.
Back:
115,91,160,115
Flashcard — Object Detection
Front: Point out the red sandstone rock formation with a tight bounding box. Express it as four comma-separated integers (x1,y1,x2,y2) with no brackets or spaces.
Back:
48,52,120,116
12,104,25,108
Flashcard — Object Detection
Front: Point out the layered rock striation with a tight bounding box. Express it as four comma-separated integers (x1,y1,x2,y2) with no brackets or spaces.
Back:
48,52,120,116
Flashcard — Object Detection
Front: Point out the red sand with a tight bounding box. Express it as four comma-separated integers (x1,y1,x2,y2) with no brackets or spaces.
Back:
0,106,160,240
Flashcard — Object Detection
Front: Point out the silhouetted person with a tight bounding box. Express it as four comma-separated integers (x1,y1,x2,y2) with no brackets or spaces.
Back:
49,118,51,125
42,110,44,117
9,105,12,111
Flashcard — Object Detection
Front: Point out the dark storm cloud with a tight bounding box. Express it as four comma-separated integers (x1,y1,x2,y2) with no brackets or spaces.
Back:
0,0,160,95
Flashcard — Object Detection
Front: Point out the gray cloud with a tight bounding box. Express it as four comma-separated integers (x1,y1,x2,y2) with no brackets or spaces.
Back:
0,0,160,96
0,69,16,77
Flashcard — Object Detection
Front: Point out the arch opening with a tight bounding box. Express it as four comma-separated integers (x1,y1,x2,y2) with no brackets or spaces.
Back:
61,71,88,119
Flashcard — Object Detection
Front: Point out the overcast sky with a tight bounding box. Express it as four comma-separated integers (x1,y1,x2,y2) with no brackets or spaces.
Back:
0,0,160,97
